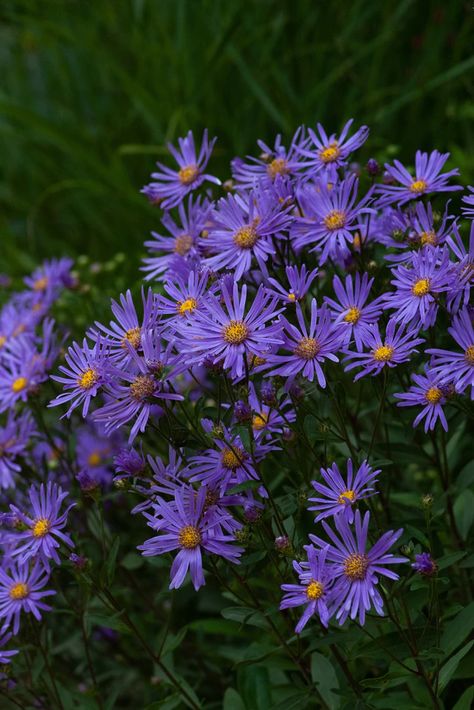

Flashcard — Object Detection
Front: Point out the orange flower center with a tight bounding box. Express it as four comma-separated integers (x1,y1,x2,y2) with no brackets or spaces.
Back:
178,525,201,549
323,209,346,231
410,179,428,194
223,320,249,345
129,374,155,401
11,377,28,393
9,582,29,600
177,298,197,315
233,225,259,249
338,489,357,504
174,234,194,256
373,345,394,362
267,157,289,178
122,327,141,350
32,517,51,538
319,142,340,164
178,165,199,185
78,368,98,390
425,387,442,404
412,278,430,297
306,580,324,600
465,345,474,365
222,447,245,470
344,553,369,581
294,337,320,360
344,306,361,324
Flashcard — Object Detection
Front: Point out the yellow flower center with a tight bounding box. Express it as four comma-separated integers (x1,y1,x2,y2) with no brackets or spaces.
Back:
344,306,361,324
319,142,341,164
233,225,259,249
88,451,102,467
344,553,369,581
178,525,201,549
373,345,394,362
129,374,155,401
121,326,141,350
420,230,437,246
252,412,268,431
425,387,442,404
174,234,194,256
223,320,249,345
338,489,357,505
32,517,51,538
287,293,297,302
249,354,266,369
177,298,197,315
33,276,49,291
412,278,430,297
267,157,289,179
9,582,29,600
178,164,199,186
306,580,324,600
222,447,245,470
0,335,6,348
352,233,362,250
410,179,428,194
323,209,346,231
294,337,320,360
465,345,474,365
78,368,98,390
11,377,28,393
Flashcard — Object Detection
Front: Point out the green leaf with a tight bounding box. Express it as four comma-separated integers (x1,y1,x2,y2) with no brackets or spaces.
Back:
453,686,474,710
221,606,268,630
310,652,340,708
441,602,474,657
223,688,246,710
238,665,272,710
454,489,474,540
438,640,474,693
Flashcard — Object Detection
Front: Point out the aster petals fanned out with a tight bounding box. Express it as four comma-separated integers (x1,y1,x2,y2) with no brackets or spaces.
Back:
280,545,336,632
426,307,474,399
0,560,55,635
394,369,449,432
310,511,406,625
141,130,220,210
267,264,319,305
325,273,383,351
309,459,380,523
9,482,75,566
344,319,424,380
156,268,210,328
266,300,343,387
49,338,111,418
298,120,369,179
446,222,474,312
377,150,461,207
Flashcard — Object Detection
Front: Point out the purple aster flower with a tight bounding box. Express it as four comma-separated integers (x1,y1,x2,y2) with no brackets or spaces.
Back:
138,487,242,591
0,412,36,490
377,151,461,207
246,381,295,441
308,459,380,523
384,246,452,329
280,545,335,631
203,189,292,280
310,511,406,625
292,176,374,264
93,331,183,442
114,447,146,479
49,338,111,418
24,257,75,299
141,130,220,209
394,368,449,432
446,222,474,312
156,269,210,326
0,560,55,634
426,307,474,399
0,632,18,664
267,264,319,304
298,120,369,179
231,127,308,188
9,482,75,566
141,196,210,282
344,319,424,380
409,201,455,249
324,273,383,351
266,300,343,387
88,289,157,361
462,186,474,218
76,424,123,483
412,552,438,576
178,279,283,379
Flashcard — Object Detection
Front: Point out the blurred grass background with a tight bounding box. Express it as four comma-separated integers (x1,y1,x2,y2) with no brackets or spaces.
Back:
1,0,474,280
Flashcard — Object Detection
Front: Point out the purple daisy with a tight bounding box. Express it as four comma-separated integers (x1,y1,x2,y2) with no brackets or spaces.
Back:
156,269,210,327
292,176,374,264
9,482,75,566
310,511,406,625
394,368,449,432
138,487,242,591
308,459,380,524
0,560,55,635
267,264,319,305
344,319,424,380
298,120,369,179
24,257,75,299
377,150,461,207
178,279,283,379
426,307,474,399
280,545,335,632
0,334,51,412
324,273,383,351
446,222,474,312
384,246,452,329
49,338,111,418
245,381,295,441
266,300,343,387
114,447,146,480
142,130,220,209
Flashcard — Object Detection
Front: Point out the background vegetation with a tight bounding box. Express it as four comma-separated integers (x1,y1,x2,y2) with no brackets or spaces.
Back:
1,0,474,281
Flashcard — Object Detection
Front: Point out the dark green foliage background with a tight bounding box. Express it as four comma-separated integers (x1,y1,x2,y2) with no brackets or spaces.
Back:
1,0,474,278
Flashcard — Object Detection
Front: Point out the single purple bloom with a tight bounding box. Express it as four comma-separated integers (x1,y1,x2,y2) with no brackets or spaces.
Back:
446,222,474,312
308,459,380,523
280,545,335,631
114,447,146,479
266,300,342,387
426,307,474,399
324,273,383,351
142,130,220,209
267,264,319,305
9,482,75,566
412,552,438,576
377,150,461,207
0,333,51,412
394,369,449,432
24,257,75,298
0,560,55,635
138,487,242,591
310,510,407,625
245,381,295,441
298,120,369,179
344,319,424,380
156,268,210,326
